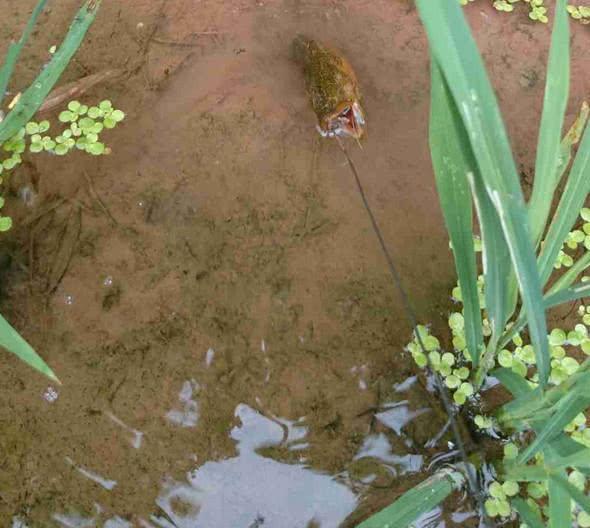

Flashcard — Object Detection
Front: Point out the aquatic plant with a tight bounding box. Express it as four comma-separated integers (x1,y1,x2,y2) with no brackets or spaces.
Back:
360,0,590,526
0,0,102,383
460,0,590,24
2,98,124,170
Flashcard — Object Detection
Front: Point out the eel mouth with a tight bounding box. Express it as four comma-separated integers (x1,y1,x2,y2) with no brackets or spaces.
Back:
320,101,366,139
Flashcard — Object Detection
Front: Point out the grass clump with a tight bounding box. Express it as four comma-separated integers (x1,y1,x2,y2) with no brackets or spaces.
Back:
360,0,590,526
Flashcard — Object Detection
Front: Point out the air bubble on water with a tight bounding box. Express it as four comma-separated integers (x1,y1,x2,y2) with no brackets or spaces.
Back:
64,294,74,305
205,347,215,367
103,275,113,287
138,200,145,208
43,386,58,403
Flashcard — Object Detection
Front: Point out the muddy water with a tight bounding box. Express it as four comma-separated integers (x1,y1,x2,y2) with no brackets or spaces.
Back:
1,1,590,527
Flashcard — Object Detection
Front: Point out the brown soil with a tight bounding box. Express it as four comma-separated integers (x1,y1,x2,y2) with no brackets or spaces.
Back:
0,0,589,526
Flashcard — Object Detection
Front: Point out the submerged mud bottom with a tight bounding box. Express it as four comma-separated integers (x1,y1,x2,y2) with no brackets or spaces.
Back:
4,0,581,525
11,370,475,528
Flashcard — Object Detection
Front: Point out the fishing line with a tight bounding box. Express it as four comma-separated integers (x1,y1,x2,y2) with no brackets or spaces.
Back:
335,136,491,527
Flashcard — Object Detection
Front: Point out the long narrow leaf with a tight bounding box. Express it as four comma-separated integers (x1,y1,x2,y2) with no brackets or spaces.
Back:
556,101,590,183
467,162,514,381
429,63,484,367
511,498,544,528
356,470,464,528
544,445,590,470
416,0,550,386
547,251,590,295
504,464,549,482
544,281,590,308
517,389,590,464
528,0,570,247
498,102,590,347
499,272,590,349
0,314,59,382
491,367,531,398
503,280,590,344
499,366,590,424
554,473,590,514
548,474,572,528
542,432,590,477
538,119,590,287
0,0,101,143
546,432,590,462
489,192,551,384
0,0,48,108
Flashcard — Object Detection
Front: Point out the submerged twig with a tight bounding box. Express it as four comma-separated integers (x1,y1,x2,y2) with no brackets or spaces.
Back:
22,197,67,226
150,31,226,48
83,171,118,225
38,69,124,114
47,205,81,293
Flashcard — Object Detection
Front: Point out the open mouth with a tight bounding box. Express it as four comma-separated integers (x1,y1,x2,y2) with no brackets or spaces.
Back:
322,101,366,139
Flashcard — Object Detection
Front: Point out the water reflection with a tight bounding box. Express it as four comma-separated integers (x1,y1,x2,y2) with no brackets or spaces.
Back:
413,506,444,528
166,380,200,428
153,404,357,528
34,375,458,526
353,433,423,476
375,401,431,436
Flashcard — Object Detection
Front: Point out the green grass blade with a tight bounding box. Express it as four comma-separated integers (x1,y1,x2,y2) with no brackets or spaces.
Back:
548,474,572,528
0,314,59,382
429,62,484,367
544,434,590,478
544,281,590,309
528,0,570,247
517,389,590,464
0,0,101,143
511,498,545,528
491,367,532,397
504,464,549,482
356,470,464,528
497,313,526,350
501,121,590,343
557,101,589,180
547,251,590,295
0,0,48,108
500,259,590,348
488,193,550,384
546,432,589,461
468,156,514,378
553,473,590,514
499,366,590,424
538,120,590,287
544,445,590,470
415,0,550,386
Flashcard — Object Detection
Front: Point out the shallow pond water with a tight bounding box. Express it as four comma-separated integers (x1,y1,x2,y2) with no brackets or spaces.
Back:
1,1,590,527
